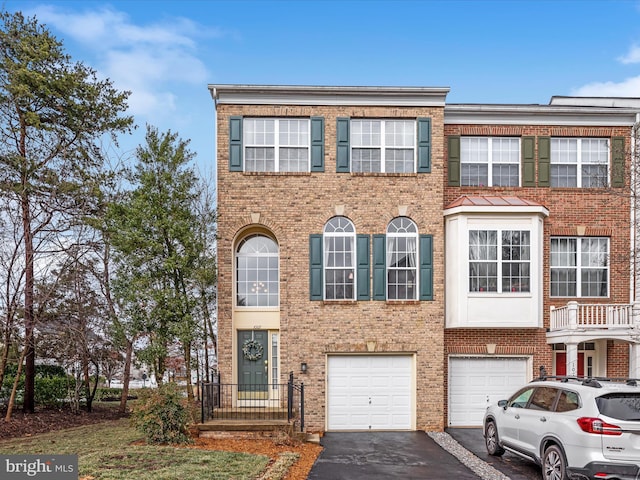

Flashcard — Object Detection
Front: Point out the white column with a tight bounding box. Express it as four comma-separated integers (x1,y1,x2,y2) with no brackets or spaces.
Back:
633,302,640,329
568,301,579,330
630,343,640,379
566,343,579,377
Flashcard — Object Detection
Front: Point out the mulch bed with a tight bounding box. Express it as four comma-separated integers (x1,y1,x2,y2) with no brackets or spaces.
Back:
0,404,126,440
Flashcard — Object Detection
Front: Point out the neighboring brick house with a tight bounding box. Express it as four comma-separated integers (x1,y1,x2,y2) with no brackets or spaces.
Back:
443,102,639,426
209,84,640,432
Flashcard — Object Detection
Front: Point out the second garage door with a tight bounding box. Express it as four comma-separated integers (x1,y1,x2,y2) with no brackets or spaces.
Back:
327,355,413,431
448,356,529,427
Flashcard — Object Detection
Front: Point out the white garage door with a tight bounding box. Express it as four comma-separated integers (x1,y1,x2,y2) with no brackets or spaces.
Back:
448,356,529,427
327,355,413,431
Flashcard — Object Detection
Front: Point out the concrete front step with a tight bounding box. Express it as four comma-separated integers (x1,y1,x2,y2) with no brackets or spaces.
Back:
196,419,301,440
198,419,291,432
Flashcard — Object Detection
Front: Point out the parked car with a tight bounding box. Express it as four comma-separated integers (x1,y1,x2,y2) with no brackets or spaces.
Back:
483,375,640,480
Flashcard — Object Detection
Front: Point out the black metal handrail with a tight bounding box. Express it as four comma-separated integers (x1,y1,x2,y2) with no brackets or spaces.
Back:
288,372,305,432
201,372,305,432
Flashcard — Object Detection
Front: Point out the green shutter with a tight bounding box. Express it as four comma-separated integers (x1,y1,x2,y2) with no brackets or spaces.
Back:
612,136,625,187
310,117,325,172
357,234,370,300
372,234,386,300
336,117,350,172
448,136,460,186
229,116,243,171
309,235,323,301
538,136,550,187
521,136,535,186
419,234,433,301
417,117,431,173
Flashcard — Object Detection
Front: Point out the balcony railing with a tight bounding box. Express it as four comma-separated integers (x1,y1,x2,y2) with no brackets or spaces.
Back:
550,302,638,331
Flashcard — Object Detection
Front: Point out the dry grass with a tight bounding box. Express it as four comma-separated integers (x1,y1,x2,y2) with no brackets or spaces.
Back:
0,410,322,479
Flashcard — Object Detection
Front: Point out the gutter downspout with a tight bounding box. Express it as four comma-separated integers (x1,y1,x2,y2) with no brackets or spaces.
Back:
633,114,640,303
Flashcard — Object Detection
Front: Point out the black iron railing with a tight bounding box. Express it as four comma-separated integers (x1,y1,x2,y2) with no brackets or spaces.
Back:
201,372,305,432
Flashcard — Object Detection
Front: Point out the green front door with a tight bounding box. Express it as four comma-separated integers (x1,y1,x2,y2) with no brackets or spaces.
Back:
238,330,268,399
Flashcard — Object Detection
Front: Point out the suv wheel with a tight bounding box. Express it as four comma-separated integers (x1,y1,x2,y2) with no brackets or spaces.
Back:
543,444,567,480
484,420,504,456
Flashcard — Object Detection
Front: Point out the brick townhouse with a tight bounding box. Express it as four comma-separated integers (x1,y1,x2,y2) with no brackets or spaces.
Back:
208,84,640,432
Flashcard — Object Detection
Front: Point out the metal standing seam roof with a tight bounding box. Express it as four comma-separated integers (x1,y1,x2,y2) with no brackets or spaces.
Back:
445,195,544,209
444,195,550,217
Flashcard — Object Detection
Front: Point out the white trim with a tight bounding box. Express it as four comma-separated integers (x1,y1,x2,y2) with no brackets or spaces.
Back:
445,104,637,126
209,84,449,107
550,96,640,108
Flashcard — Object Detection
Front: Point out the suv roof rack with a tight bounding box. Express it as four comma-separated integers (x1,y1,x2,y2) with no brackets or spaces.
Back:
535,367,640,388
532,375,601,386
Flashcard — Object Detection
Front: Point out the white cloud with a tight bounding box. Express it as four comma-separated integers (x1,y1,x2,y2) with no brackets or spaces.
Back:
27,4,213,118
571,76,640,97
618,45,640,64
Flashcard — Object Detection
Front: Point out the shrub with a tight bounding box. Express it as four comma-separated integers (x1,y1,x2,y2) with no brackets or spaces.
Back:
1,368,70,407
34,376,70,407
95,387,122,401
130,383,192,444
35,365,66,378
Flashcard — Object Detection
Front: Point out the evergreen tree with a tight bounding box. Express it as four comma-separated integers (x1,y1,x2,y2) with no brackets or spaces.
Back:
108,126,213,400
0,11,132,412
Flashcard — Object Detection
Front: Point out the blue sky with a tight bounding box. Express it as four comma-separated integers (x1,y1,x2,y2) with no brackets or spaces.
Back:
6,0,640,173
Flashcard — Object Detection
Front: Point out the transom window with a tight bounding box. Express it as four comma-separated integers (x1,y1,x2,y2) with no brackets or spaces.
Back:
244,118,310,172
387,218,418,300
550,237,609,297
236,234,279,307
324,217,355,300
469,230,530,292
461,137,520,187
551,138,609,187
351,119,415,173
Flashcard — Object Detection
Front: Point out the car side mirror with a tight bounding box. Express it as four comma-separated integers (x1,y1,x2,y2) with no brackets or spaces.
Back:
498,400,508,409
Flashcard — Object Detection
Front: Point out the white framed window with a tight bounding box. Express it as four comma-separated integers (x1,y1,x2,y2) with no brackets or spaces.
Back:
469,230,530,292
550,138,609,187
461,137,520,187
550,237,609,297
324,217,355,300
351,119,415,173
386,218,418,300
236,234,279,306
244,118,310,172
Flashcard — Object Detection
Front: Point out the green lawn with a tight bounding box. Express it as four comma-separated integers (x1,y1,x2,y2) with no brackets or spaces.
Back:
0,418,270,480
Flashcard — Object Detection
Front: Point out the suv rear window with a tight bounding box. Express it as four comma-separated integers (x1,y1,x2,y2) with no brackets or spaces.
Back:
596,393,640,420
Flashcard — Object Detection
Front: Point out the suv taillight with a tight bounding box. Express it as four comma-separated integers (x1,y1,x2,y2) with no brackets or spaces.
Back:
577,417,622,436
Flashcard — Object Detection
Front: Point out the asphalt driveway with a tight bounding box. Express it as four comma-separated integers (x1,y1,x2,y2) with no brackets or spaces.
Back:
307,431,483,480
447,428,541,480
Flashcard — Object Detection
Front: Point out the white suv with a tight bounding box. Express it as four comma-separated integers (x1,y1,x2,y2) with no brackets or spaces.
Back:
483,375,640,480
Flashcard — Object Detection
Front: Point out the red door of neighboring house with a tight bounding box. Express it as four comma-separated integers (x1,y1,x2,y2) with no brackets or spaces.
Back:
555,352,584,376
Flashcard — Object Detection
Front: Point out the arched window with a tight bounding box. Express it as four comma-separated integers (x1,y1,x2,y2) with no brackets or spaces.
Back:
236,234,279,307
324,217,355,300
387,218,418,300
